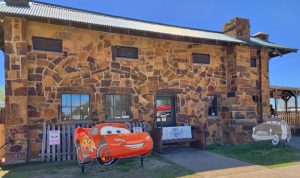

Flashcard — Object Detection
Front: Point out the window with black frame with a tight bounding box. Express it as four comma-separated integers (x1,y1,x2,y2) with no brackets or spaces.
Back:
105,95,131,119
61,94,90,121
208,95,219,117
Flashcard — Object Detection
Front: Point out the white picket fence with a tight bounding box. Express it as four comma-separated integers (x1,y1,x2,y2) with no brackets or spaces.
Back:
41,121,148,162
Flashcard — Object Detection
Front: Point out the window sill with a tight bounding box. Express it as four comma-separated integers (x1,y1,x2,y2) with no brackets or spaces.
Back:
115,57,139,61
208,116,221,119
59,119,93,124
31,50,64,55
104,118,133,123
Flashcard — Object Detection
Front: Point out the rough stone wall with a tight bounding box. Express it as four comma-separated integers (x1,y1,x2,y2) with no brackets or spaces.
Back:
3,17,270,163
4,17,29,162
222,45,260,143
4,20,230,162
260,49,270,120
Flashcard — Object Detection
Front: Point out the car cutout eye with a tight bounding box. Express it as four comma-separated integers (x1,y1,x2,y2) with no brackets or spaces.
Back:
100,126,130,135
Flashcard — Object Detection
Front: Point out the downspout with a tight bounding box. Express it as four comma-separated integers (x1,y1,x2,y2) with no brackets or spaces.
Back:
258,50,263,123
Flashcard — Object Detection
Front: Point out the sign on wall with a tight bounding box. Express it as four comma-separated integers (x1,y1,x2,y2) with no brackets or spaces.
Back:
49,130,60,145
162,126,192,140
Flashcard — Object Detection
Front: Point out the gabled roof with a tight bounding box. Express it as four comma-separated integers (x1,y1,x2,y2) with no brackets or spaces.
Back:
0,1,297,57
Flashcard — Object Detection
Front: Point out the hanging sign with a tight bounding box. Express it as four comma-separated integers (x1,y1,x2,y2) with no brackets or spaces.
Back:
49,130,60,145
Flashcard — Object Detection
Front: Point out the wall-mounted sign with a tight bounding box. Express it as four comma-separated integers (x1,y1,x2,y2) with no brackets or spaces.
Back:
49,130,60,145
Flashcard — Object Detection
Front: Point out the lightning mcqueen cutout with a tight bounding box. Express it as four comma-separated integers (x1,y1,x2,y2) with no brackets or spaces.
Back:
74,123,153,167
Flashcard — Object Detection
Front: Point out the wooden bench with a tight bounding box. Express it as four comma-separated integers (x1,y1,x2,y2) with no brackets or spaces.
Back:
151,125,206,153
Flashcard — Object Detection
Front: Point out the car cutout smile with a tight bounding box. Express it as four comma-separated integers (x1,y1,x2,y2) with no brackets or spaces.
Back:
124,143,145,149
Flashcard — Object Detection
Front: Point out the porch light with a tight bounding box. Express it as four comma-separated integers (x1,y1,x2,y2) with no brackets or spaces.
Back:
77,64,82,71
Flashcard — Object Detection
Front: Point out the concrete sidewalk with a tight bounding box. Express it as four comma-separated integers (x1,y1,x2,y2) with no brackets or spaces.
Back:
288,136,300,150
161,147,300,178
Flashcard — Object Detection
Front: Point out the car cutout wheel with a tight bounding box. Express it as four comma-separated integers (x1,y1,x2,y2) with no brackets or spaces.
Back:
97,143,118,166
272,135,279,146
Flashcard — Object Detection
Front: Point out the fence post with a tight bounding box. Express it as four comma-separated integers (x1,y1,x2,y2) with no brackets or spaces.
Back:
46,125,50,162
41,122,46,162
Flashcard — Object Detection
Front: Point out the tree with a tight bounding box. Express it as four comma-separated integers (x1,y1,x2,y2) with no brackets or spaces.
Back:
0,87,4,107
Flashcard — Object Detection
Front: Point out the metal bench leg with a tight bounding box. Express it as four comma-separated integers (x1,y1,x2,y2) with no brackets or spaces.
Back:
140,155,144,167
81,165,85,173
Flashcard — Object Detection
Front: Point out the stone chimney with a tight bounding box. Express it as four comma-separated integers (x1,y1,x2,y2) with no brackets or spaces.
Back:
5,0,30,6
252,32,269,41
223,17,250,39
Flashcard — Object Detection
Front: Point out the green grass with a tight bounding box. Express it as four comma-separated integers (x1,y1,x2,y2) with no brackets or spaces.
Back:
0,153,194,178
207,141,300,168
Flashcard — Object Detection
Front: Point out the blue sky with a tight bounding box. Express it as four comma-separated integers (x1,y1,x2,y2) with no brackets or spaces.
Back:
0,0,299,88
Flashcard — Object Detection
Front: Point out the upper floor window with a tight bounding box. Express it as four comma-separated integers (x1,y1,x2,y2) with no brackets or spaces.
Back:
250,57,257,67
32,36,62,53
61,94,90,121
104,95,131,119
208,95,219,117
112,46,138,60
192,53,210,65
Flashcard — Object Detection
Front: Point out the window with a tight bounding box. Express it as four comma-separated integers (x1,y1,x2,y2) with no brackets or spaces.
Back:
250,57,257,67
192,53,210,64
32,36,62,53
208,96,219,117
105,95,131,119
61,94,90,121
112,46,138,60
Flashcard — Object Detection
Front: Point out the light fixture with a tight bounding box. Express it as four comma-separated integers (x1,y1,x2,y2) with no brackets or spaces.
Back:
77,64,82,71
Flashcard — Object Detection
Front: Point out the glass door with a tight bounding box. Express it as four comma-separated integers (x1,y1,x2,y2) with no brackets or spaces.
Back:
156,96,176,127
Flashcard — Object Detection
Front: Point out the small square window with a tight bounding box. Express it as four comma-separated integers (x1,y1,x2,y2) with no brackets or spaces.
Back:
250,57,257,67
105,95,131,119
192,53,210,64
61,94,90,121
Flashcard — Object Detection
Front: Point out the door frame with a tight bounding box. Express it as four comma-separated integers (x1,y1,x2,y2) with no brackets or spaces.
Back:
154,95,177,127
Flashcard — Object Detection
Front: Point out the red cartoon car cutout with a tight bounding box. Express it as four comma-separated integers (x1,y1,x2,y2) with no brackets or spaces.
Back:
74,123,153,167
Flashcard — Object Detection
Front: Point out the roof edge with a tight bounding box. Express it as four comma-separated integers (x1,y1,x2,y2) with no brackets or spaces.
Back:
30,0,226,35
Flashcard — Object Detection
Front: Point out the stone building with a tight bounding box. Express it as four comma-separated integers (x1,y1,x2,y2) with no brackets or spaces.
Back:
0,0,297,163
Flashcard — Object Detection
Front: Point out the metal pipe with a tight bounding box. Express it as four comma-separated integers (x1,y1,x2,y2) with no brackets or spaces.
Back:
258,50,263,123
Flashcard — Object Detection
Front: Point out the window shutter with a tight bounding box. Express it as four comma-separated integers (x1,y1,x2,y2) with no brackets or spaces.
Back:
192,53,210,64
115,46,138,59
111,46,117,61
250,57,257,67
32,36,62,53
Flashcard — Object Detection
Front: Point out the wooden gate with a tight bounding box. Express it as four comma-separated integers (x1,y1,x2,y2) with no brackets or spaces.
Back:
41,122,94,162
